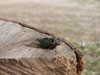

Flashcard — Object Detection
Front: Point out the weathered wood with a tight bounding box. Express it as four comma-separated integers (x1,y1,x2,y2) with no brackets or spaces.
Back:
0,20,75,58
0,57,77,75
0,20,83,75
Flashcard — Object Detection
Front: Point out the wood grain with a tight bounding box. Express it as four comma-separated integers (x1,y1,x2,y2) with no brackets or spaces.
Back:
0,20,80,75
0,56,77,75
0,20,75,58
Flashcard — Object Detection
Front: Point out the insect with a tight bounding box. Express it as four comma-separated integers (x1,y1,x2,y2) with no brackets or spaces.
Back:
37,37,61,49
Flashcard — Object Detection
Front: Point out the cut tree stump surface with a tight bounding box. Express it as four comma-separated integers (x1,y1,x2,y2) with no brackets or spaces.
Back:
0,20,83,75
0,20,75,58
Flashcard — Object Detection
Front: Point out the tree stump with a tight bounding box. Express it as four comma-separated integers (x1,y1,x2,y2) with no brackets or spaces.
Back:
0,19,83,75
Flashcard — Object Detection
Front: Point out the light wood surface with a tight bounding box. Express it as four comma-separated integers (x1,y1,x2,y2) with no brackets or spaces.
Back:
0,20,77,75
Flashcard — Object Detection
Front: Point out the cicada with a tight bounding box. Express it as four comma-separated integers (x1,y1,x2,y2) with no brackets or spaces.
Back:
37,37,61,49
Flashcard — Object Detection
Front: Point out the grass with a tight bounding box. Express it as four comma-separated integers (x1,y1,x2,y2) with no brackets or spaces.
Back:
72,40,100,75
0,0,99,74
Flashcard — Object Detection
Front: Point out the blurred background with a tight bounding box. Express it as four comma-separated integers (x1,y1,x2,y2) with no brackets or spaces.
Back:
0,0,100,75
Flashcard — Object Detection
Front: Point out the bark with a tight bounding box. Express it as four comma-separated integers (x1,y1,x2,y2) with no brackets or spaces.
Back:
0,19,84,75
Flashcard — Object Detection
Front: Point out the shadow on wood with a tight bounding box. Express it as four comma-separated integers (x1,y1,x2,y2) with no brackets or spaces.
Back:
0,20,83,75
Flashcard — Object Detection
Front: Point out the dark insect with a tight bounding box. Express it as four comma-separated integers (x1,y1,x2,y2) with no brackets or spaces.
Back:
37,37,61,49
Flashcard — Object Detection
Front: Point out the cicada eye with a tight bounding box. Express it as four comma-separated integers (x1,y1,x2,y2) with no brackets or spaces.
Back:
57,40,61,45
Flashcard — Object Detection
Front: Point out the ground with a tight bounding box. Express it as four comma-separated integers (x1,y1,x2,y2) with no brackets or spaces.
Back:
0,0,100,75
